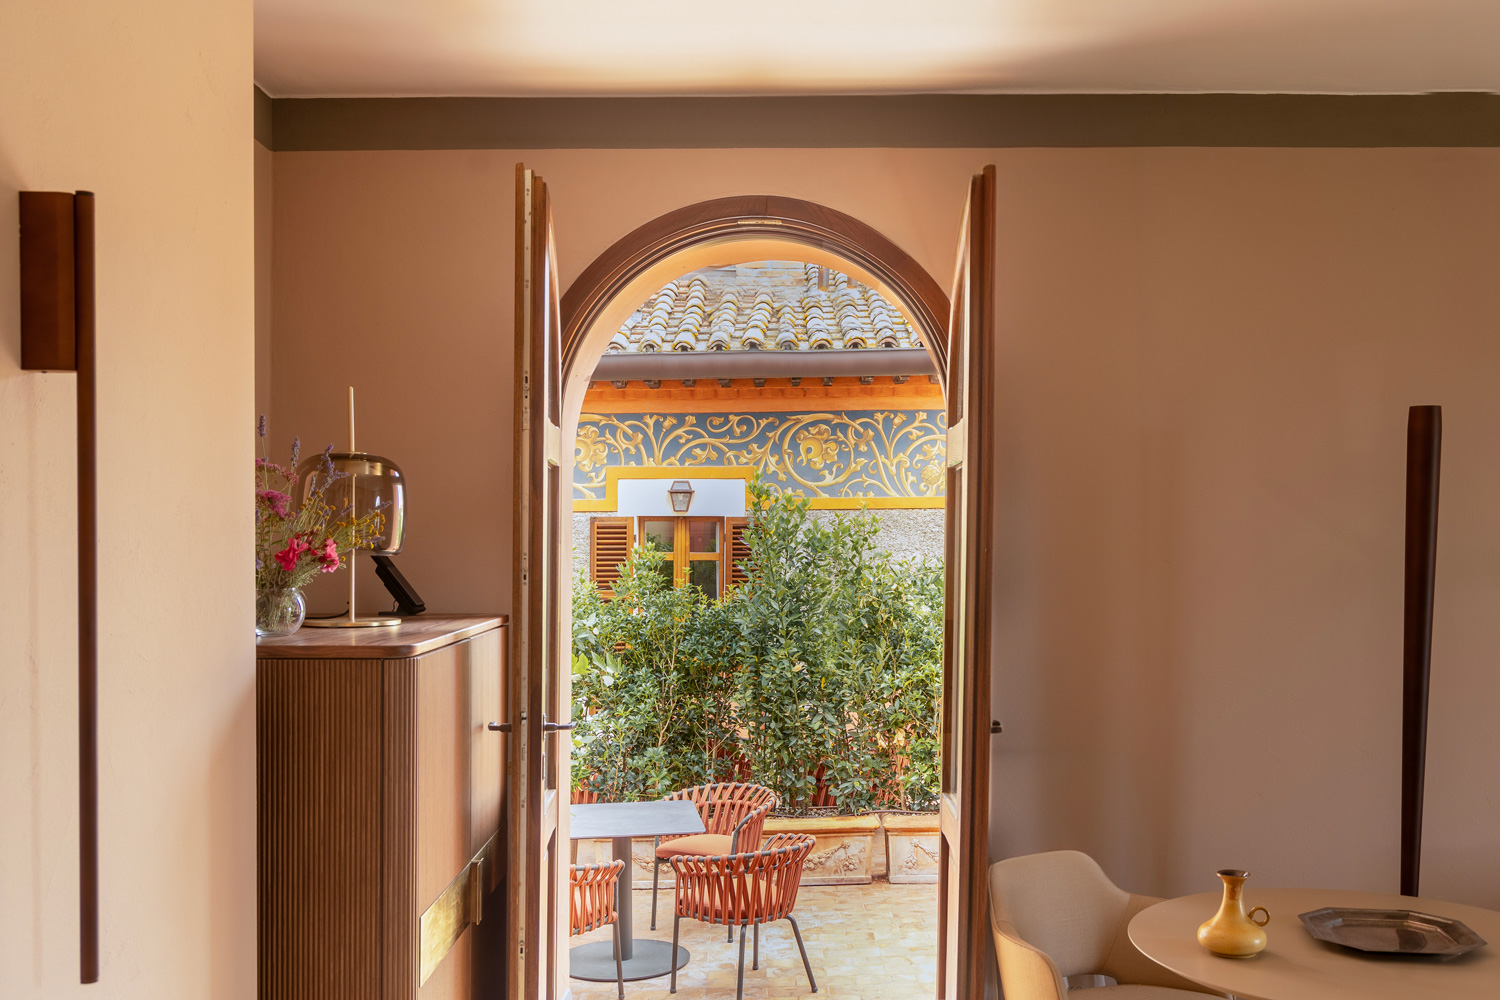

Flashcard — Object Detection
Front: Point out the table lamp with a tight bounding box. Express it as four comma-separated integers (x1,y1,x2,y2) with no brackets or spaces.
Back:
299,387,407,627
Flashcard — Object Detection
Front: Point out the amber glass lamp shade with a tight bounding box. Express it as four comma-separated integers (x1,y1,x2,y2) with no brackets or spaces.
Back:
294,451,408,628
298,452,407,553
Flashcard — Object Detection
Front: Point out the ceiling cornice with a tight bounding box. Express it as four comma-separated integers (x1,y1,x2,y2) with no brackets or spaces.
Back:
254,88,1500,152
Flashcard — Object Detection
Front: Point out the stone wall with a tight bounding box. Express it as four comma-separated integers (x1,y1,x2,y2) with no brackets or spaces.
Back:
810,508,944,565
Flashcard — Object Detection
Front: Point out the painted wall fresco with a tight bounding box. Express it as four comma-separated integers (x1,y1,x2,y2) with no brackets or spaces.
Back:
574,410,948,502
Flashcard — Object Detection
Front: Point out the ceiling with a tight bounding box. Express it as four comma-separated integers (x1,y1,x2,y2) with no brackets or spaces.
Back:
255,0,1500,98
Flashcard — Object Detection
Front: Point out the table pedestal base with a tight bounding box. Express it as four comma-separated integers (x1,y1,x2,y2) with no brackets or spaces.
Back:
569,939,690,982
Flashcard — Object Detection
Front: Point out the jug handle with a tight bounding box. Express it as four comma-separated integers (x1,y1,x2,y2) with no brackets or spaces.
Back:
1249,906,1270,927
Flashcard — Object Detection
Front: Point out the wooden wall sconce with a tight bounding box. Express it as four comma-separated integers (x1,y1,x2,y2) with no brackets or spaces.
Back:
20,191,99,984
1400,404,1441,898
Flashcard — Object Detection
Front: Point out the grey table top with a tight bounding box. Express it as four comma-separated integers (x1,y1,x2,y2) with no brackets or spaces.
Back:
569,800,706,841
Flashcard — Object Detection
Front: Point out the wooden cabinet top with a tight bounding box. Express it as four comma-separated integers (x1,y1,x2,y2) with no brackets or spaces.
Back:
255,614,506,660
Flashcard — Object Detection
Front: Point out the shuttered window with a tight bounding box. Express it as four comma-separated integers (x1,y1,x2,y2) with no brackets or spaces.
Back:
725,517,751,589
589,517,633,596
593,516,751,598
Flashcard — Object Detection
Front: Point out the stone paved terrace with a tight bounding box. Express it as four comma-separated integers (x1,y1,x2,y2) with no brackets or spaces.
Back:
569,880,938,1000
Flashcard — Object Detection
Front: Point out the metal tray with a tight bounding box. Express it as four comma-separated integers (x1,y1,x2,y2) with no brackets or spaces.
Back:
1299,907,1487,959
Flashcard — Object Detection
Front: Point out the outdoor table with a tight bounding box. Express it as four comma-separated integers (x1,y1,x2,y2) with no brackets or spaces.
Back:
568,800,706,982
1129,887,1500,1000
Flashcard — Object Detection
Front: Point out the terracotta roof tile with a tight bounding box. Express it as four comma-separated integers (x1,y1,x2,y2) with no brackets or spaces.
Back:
607,260,920,354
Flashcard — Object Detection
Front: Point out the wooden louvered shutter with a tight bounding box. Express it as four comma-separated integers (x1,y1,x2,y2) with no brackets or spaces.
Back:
589,517,633,596
725,517,751,588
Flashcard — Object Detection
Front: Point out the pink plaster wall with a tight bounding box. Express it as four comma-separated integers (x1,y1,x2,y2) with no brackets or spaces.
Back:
1,1,256,995
267,145,1500,908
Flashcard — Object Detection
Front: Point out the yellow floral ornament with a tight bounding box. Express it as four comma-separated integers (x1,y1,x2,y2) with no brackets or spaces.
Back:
575,409,947,502
795,425,841,469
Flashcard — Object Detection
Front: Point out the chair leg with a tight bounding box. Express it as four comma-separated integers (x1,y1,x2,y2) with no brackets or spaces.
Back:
612,920,625,1000
736,924,748,1000
650,837,661,931
669,914,681,995
752,922,759,970
788,915,818,993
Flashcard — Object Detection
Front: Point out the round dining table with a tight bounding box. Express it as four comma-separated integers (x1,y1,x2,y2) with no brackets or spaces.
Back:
1129,888,1500,1000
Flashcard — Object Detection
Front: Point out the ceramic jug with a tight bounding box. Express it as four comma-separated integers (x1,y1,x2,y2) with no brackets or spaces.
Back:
1197,869,1271,957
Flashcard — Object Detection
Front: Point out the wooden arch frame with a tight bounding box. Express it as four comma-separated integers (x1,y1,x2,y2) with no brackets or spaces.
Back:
558,195,950,393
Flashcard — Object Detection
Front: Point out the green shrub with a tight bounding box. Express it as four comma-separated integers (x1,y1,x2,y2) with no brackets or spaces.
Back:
571,482,943,815
570,548,741,802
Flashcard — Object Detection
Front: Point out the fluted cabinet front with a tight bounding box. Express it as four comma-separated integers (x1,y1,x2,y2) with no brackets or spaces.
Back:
257,616,506,1000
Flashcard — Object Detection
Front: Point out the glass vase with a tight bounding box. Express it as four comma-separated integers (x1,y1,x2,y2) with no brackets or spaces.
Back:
255,587,306,637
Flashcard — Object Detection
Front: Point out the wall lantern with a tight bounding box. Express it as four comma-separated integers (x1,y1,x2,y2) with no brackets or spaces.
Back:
668,480,695,512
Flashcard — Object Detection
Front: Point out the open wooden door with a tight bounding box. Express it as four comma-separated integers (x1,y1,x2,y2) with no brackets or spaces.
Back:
937,165,996,1000
507,164,569,1000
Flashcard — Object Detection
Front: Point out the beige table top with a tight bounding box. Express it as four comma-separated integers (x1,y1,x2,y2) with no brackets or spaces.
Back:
1129,888,1500,1000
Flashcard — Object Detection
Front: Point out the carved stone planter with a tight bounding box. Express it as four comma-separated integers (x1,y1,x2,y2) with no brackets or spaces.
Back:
764,814,881,885
880,812,941,884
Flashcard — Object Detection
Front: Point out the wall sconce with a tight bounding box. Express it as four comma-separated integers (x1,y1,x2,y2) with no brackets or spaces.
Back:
20,190,99,984
668,480,695,512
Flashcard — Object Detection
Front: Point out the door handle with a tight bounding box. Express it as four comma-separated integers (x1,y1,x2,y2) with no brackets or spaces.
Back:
487,721,511,733
543,719,577,733
990,720,1003,735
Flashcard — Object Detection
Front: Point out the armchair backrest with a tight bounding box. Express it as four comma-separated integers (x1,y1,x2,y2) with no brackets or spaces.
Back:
569,859,625,936
987,851,1128,979
670,832,814,926
665,782,776,849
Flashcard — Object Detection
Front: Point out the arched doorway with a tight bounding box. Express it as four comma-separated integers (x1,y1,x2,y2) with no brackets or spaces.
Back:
558,196,956,984
509,169,995,1000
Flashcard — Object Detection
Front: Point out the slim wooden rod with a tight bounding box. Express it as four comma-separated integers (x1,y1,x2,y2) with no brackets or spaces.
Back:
1400,404,1441,898
75,191,99,984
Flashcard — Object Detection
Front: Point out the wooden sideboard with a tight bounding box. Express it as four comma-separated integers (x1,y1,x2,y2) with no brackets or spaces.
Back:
257,615,508,1000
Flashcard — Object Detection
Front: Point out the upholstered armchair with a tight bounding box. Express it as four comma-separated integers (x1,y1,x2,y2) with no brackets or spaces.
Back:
988,851,1222,999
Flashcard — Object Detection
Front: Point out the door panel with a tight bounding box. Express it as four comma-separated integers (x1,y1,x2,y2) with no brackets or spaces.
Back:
937,166,996,1000
509,163,567,1000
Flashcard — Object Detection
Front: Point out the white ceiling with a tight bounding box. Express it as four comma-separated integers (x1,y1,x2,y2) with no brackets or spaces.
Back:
255,0,1500,98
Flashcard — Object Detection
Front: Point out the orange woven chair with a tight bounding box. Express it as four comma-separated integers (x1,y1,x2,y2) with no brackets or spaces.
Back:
569,860,627,999
668,833,819,1000
650,782,777,934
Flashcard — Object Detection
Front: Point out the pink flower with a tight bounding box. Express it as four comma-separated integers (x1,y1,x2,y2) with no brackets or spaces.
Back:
273,537,311,572
317,537,341,573
257,489,291,518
